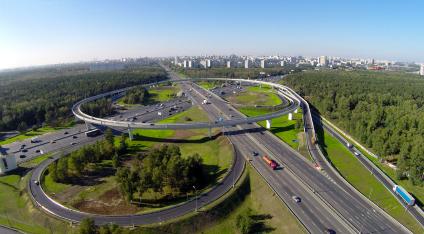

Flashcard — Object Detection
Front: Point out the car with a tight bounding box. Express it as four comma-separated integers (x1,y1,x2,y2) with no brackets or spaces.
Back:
72,135,78,139
354,151,360,156
324,229,336,234
34,180,39,185
20,144,26,149
347,142,353,148
292,196,301,203
64,131,69,135
50,140,56,144
21,149,28,153
19,154,26,158
71,142,77,145
252,151,258,156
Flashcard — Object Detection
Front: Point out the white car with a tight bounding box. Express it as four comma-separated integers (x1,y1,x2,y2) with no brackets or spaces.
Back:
353,151,360,156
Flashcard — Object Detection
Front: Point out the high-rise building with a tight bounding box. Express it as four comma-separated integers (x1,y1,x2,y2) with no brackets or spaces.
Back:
174,56,178,65
420,64,424,76
183,60,187,68
227,61,231,68
319,56,328,66
260,60,266,68
200,60,207,68
244,60,249,69
188,61,192,68
206,59,211,68
280,61,286,67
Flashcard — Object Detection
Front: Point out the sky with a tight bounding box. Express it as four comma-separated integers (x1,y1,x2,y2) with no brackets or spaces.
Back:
1,0,424,69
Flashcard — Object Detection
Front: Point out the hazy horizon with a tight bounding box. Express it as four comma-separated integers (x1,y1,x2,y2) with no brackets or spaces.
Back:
1,0,424,70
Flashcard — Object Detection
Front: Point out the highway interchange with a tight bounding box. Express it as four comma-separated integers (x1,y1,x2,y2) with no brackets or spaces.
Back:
1,68,419,233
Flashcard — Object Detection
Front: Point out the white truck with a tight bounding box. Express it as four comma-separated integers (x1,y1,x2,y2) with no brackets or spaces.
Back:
202,99,209,105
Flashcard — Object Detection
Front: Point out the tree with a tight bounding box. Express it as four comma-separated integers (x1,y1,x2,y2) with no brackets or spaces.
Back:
112,152,120,169
56,158,69,182
48,161,58,182
236,209,255,234
78,218,97,234
117,133,127,155
104,128,114,146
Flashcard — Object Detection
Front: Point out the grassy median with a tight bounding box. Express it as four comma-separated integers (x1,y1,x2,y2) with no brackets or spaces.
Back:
317,127,423,233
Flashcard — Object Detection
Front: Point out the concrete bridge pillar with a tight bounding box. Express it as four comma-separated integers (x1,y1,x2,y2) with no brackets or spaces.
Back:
294,108,298,113
85,121,92,131
128,125,133,141
288,113,293,120
266,119,272,129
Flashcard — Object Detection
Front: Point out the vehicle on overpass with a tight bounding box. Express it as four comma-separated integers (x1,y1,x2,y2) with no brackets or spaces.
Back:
262,155,278,170
85,128,101,137
393,185,415,206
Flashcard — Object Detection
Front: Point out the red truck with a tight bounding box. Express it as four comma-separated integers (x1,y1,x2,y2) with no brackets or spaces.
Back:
262,155,278,170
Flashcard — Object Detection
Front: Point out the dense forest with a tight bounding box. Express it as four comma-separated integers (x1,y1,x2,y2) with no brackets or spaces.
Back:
284,70,424,185
116,144,205,201
0,67,167,131
48,129,127,183
120,87,150,105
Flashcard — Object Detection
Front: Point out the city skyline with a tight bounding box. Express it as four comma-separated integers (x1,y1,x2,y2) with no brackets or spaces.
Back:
1,0,424,69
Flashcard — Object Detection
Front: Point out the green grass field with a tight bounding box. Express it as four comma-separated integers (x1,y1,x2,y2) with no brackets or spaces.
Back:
42,106,233,215
238,107,308,156
0,159,73,233
117,85,180,106
228,85,282,106
197,81,217,90
318,129,423,233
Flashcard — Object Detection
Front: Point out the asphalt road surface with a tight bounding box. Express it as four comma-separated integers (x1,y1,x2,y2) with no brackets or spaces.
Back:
28,134,245,226
180,76,409,233
312,113,424,228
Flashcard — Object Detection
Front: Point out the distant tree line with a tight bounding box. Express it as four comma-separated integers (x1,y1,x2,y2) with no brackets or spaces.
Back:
48,129,127,183
284,70,424,185
0,67,167,131
120,87,150,105
116,144,205,201
177,67,301,79
81,98,114,118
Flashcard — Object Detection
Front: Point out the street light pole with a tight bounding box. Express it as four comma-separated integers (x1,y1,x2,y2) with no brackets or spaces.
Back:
193,185,198,212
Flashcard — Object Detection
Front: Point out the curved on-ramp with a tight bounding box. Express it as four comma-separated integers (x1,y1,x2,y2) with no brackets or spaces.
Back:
27,78,304,226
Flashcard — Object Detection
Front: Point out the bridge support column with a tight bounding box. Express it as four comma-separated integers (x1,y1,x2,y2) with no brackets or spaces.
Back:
208,128,212,138
266,120,271,129
128,126,133,141
85,121,92,131
294,108,298,113
288,113,293,120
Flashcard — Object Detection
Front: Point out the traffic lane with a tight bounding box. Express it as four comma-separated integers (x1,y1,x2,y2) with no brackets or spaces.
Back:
29,133,245,226
316,118,424,227
249,128,404,233
112,98,190,121
211,93,396,232
229,132,349,233
5,124,87,154
187,84,350,232
192,83,405,233
0,227,19,234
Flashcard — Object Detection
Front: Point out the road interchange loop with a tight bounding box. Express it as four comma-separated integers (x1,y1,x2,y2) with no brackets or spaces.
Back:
29,78,300,226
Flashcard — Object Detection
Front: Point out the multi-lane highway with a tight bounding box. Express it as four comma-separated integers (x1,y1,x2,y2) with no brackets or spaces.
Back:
179,76,409,233
312,114,424,228
24,68,412,233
